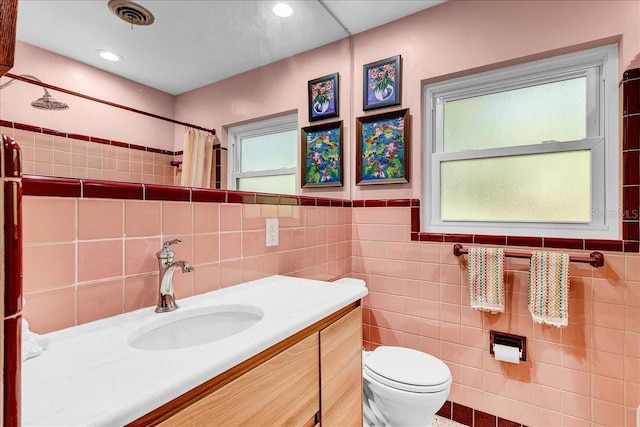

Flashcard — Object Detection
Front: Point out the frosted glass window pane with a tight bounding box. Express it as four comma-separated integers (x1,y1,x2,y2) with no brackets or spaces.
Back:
241,130,297,172
440,151,591,222
238,175,296,195
444,77,586,152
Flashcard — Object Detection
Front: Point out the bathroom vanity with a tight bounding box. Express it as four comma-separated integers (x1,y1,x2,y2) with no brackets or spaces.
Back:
21,276,367,426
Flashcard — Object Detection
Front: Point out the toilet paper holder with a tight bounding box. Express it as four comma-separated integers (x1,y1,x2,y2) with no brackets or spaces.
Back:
490,331,526,362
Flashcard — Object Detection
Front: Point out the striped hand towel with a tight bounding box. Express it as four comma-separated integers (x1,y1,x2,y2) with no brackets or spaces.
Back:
527,251,570,328
467,247,505,313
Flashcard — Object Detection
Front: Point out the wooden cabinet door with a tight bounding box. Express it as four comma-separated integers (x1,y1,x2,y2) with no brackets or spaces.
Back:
160,333,319,426
320,306,363,427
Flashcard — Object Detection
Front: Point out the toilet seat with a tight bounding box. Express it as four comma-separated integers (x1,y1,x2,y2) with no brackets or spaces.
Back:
364,346,452,393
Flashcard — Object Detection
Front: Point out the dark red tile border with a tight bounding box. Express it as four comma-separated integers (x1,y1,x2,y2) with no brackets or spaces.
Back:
13,122,41,133
89,136,110,145
623,150,640,185
41,127,66,137
436,401,451,418
67,133,90,142
144,184,191,202
474,410,497,427
623,115,639,150
351,200,365,207
625,68,640,81
506,236,544,247
83,180,144,200
623,186,640,220
298,196,317,206
585,239,624,251
444,233,474,243
387,199,412,207
437,401,526,427
316,198,331,207
110,140,129,148
452,402,473,425
4,121,181,156
191,188,227,203
474,234,507,245
227,191,256,204
419,233,444,242
543,237,584,250
22,175,82,197
623,221,640,241
624,78,640,115
364,200,386,207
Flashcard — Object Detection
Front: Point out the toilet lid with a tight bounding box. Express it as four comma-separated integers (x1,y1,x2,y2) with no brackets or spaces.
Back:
364,346,451,393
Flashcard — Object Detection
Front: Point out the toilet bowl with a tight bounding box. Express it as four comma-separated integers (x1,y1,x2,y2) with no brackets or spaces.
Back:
363,346,451,427
334,278,452,427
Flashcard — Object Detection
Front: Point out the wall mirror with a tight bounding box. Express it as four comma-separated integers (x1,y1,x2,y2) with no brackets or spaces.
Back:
0,0,442,191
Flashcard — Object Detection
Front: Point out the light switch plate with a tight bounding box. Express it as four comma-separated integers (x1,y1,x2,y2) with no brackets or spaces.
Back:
266,218,279,247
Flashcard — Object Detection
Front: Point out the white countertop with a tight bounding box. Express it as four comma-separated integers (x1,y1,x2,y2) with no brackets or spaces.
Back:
22,276,367,426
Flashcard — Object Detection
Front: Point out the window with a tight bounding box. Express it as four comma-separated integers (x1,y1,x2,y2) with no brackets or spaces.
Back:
228,114,298,195
424,45,619,239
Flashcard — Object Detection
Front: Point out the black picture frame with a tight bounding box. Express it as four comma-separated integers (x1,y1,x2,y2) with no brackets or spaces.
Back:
355,108,410,185
363,55,402,111
301,120,343,188
307,73,339,122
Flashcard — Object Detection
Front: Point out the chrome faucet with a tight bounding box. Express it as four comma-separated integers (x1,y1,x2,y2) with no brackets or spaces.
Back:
155,238,194,313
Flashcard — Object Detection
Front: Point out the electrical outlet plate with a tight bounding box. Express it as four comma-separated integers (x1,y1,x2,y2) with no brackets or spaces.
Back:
266,218,279,247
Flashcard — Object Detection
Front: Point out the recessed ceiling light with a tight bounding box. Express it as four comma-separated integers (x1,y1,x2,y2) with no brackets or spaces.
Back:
272,3,293,17
97,50,122,62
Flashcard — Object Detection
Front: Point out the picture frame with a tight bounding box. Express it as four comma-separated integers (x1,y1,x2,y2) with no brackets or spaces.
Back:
308,73,339,122
363,55,401,111
301,120,343,188
356,109,410,185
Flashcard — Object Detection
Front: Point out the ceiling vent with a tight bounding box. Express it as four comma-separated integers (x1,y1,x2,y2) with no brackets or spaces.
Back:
108,0,155,26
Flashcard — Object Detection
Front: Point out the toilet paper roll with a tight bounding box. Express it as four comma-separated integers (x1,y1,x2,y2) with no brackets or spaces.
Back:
493,344,520,364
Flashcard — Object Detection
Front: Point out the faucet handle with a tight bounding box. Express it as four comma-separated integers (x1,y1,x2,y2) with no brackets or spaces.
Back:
163,238,182,249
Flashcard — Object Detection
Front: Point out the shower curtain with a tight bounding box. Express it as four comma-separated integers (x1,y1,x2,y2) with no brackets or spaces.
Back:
180,127,214,188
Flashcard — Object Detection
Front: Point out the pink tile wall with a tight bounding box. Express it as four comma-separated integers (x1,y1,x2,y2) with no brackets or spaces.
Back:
0,126,176,185
354,205,639,426
21,197,351,334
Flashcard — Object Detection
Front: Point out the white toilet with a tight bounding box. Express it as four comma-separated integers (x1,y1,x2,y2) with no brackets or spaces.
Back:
335,278,452,427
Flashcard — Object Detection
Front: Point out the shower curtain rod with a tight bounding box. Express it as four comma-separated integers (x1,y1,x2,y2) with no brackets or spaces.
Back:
452,243,605,267
4,73,216,135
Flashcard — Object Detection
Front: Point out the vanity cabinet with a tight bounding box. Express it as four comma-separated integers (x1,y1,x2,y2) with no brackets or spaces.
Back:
131,303,362,427
159,333,319,426
320,306,363,426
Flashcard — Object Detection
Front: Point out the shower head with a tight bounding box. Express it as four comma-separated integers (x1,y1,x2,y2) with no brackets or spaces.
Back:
30,89,70,111
0,74,70,111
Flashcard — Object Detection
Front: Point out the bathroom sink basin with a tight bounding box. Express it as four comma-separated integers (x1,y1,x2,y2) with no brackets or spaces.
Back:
128,304,264,351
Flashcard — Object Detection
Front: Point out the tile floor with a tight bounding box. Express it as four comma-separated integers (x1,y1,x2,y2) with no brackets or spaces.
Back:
433,415,466,427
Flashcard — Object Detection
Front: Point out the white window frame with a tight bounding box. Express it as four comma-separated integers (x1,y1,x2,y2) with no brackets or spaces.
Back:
423,45,619,239
227,113,298,193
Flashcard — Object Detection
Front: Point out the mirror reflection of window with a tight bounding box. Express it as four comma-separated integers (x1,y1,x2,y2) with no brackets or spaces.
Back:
228,114,298,195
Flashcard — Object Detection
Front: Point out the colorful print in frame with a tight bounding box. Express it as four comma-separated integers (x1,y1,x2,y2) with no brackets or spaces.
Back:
301,120,343,188
308,73,339,122
363,55,401,111
356,109,410,185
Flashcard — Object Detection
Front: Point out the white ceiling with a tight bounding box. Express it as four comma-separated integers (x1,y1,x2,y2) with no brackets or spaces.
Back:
15,0,444,95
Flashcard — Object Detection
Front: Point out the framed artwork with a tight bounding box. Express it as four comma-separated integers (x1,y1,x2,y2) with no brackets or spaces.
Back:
356,108,410,185
363,55,401,111
308,73,339,122
301,120,343,187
